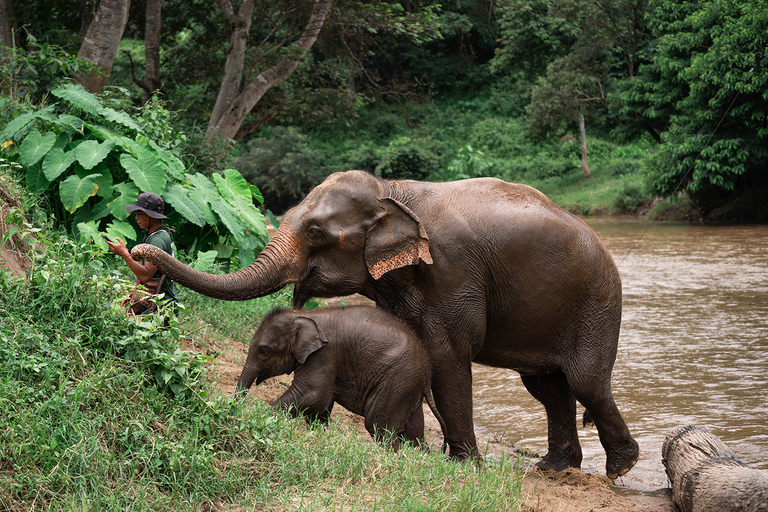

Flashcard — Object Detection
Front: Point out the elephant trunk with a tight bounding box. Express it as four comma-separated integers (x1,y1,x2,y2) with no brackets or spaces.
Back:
235,363,259,398
130,224,303,301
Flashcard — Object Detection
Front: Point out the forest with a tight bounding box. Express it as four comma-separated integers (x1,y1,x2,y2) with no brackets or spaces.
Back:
2,0,768,259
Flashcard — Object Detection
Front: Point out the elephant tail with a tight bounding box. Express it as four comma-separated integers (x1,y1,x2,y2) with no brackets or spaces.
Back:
423,384,448,454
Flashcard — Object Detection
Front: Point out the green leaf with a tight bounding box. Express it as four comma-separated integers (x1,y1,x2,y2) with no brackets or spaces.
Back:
251,184,264,205
86,163,114,198
52,84,101,115
25,162,50,194
100,107,143,133
19,130,56,167
56,114,86,133
265,209,281,233
76,220,105,249
76,139,116,170
231,194,268,238
164,183,206,227
214,168,252,201
60,173,101,213
108,182,140,220
192,250,218,272
120,152,166,194
210,198,248,245
187,174,219,225
106,219,137,243
0,105,55,141
90,197,112,221
153,144,187,180
42,148,78,181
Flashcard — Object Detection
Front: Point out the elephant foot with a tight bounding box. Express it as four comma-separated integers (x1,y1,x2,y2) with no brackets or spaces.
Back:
535,442,582,473
605,438,640,480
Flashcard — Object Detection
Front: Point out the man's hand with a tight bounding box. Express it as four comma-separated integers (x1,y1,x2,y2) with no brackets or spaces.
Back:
105,237,130,259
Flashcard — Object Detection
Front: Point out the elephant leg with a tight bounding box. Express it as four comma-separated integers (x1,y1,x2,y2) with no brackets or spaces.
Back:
568,378,639,479
520,372,582,472
402,402,426,447
430,360,480,462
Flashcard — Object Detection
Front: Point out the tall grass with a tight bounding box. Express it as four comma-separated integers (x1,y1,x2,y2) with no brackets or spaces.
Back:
0,188,526,511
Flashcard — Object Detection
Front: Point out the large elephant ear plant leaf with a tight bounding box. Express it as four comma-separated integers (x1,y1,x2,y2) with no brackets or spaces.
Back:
4,83,269,258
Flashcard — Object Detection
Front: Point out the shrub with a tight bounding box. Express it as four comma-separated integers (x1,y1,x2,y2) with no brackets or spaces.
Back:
376,136,443,181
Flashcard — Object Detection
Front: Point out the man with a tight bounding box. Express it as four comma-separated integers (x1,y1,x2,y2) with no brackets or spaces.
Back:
106,192,178,316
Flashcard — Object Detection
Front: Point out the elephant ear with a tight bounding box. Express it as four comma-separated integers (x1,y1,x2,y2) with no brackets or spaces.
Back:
291,317,329,364
365,197,433,280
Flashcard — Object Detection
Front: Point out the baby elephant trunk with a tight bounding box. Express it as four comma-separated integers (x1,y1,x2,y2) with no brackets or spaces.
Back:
235,364,260,399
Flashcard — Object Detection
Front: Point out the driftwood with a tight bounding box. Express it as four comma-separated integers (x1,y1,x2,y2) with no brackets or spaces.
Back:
662,425,768,512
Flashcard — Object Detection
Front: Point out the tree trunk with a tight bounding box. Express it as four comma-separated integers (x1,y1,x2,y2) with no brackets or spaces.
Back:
662,425,768,512
142,0,161,102
579,113,590,178
0,0,17,54
207,0,335,142
75,0,131,93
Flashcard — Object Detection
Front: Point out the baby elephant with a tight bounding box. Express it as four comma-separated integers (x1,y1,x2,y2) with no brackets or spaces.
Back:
236,306,446,450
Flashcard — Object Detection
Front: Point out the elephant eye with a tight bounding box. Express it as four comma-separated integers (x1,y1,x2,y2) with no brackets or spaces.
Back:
257,347,270,358
307,227,322,240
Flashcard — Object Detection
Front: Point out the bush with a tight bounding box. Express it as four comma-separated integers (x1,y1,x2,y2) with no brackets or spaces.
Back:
376,136,443,181
611,182,645,214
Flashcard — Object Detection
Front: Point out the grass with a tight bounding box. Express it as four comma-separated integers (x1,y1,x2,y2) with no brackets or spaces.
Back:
0,200,528,511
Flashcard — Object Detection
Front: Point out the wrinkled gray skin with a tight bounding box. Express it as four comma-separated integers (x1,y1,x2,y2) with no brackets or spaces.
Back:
236,306,448,450
132,170,639,478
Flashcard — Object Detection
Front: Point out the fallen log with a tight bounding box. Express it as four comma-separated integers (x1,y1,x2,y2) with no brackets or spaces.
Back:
662,425,768,512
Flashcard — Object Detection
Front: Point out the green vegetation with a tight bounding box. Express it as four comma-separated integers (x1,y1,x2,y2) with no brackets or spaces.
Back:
0,179,526,511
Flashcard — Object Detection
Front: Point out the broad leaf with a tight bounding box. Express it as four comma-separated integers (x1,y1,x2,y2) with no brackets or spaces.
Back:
120,152,166,194
231,194,268,238
60,173,101,213
214,168,252,201
100,107,143,133
83,163,114,198
210,198,248,245
76,221,105,249
76,139,116,170
153,144,187,180
52,84,101,115
192,250,218,272
187,174,218,225
90,197,112,221
0,105,55,141
108,182,140,220
164,183,206,227
251,184,264,205
42,148,78,181
25,162,50,194
19,130,56,167
56,114,86,134
106,219,137,243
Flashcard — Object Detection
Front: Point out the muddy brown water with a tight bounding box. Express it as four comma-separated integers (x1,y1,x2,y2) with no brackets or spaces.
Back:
471,217,768,495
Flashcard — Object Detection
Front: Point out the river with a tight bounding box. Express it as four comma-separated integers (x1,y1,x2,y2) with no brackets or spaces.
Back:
471,217,768,494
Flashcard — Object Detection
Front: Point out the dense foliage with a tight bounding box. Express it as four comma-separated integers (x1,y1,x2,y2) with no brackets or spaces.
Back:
1,85,267,265
618,0,768,218
3,0,767,233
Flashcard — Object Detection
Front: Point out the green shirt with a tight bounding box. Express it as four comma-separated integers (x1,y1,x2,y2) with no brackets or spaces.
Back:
142,226,178,303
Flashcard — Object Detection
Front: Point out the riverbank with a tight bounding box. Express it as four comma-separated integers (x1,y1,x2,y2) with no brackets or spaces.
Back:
192,293,675,512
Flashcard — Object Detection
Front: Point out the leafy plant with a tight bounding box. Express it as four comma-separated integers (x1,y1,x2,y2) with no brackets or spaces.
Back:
376,136,443,181
2,84,267,265
446,144,495,180
0,35,100,103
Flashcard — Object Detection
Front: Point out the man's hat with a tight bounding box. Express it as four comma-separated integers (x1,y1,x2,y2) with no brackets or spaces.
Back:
125,192,168,219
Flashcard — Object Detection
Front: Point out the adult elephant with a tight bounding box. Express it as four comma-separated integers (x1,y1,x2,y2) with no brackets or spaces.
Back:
132,170,639,478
